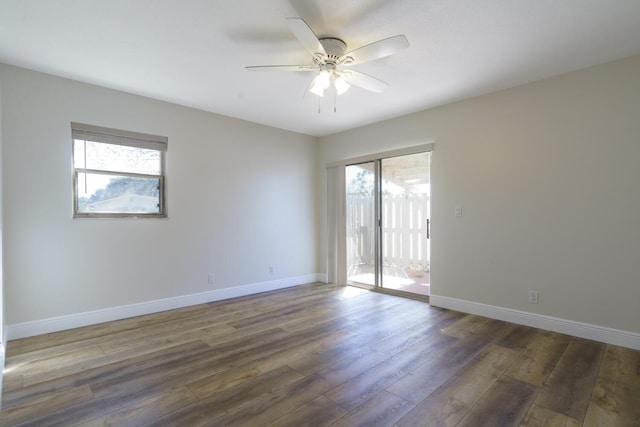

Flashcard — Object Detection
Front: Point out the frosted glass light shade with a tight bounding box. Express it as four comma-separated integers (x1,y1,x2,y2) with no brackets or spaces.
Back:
334,74,350,95
310,71,331,97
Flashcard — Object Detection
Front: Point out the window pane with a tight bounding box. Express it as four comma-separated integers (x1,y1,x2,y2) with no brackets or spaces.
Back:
74,139,161,175
77,172,161,214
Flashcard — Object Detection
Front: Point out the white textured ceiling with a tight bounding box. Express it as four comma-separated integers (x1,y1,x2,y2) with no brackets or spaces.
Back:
1,0,640,137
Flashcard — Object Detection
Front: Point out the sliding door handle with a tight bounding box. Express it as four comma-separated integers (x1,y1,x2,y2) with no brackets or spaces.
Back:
427,218,430,239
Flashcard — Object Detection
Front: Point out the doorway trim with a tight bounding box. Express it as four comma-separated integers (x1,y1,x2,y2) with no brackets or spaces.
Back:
326,143,433,169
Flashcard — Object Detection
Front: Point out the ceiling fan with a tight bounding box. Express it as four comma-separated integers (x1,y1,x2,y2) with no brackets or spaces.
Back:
245,18,410,99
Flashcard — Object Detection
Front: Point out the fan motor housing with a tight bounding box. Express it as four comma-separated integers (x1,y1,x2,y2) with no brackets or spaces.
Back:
319,37,347,61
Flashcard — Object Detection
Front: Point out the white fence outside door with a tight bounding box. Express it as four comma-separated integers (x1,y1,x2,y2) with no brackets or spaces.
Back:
347,193,430,279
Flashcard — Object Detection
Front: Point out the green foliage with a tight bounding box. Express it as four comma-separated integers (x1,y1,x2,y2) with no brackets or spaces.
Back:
347,170,374,196
347,169,393,197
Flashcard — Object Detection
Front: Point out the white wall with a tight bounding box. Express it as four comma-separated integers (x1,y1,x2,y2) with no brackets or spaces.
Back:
0,64,319,329
0,81,4,342
0,81,5,405
318,55,640,335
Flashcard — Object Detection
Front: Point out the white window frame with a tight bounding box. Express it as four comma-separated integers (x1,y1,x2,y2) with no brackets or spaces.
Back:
71,122,168,218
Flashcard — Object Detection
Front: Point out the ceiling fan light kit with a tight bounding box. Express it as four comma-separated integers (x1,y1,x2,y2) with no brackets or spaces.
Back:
309,70,331,97
334,74,350,95
245,17,409,108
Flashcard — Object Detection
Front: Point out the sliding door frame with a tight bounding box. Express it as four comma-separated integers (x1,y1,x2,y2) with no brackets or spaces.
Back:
327,143,433,300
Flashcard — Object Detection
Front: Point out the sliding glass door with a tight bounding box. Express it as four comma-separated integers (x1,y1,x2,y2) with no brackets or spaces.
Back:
346,152,431,297
346,161,377,287
380,152,431,296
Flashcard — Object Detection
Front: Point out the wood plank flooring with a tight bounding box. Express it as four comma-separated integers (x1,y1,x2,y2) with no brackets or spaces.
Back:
1,283,639,426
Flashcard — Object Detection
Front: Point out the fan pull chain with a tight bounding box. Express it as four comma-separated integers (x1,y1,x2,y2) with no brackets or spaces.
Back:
334,90,337,113
318,96,321,114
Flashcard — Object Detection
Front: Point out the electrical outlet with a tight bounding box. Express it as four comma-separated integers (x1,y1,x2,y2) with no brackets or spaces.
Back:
269,265,274,275
454,206,462,217
208,273,215,285
528,290,539,304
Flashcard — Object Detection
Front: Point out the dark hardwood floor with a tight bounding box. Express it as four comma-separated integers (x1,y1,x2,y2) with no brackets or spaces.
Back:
1,283,639,426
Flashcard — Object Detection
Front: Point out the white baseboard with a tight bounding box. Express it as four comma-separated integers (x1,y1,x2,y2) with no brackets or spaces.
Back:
430,295,640,351
7,274,323,340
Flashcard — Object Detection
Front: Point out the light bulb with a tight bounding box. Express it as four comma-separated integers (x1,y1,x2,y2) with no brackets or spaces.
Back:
310,71,331,97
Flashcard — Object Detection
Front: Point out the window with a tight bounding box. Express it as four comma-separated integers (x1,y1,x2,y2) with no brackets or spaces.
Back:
72,122,167,218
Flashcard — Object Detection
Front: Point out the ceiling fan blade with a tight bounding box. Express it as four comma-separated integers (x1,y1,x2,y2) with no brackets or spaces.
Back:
342,70,389,93
288,0,326,29
286,17,326,56
245,65,316,72
342,35,409,65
